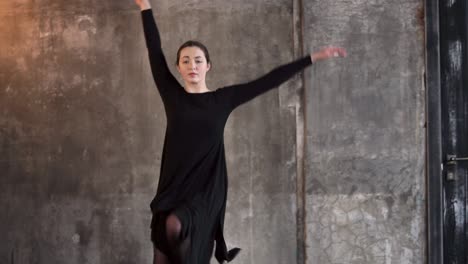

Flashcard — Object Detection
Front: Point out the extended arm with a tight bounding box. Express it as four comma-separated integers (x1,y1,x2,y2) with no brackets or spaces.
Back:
221,56,312,110
137,0,181,96
220,46,347,110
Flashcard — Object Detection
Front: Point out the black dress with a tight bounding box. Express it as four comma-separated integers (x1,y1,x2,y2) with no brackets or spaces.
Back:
141,9,312,264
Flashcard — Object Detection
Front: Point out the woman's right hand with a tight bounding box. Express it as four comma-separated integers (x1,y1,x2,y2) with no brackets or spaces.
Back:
135,0,151,10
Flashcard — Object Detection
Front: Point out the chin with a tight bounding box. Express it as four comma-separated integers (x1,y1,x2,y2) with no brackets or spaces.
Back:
189,77,202,82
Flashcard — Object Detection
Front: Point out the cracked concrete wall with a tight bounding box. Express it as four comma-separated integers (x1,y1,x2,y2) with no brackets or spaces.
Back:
0,1,302,264
0,0,426,264
303,0,426,263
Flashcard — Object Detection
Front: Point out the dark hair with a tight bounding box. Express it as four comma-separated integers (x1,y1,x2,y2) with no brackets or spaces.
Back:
176,40,211,67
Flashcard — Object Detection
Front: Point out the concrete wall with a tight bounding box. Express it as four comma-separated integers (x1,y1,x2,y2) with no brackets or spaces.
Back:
303,0,426,263
0,0,425,264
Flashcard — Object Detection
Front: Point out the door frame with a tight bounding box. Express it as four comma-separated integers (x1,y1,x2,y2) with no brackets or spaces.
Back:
425,0,444,263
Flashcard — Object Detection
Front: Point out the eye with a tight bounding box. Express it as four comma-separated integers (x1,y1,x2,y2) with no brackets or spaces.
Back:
196,60,202,64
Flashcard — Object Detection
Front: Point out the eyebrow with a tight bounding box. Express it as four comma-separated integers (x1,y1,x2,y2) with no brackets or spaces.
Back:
182,56,204,59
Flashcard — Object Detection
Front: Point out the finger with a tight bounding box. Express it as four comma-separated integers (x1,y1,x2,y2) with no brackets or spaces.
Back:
338,48,347,57
329,48,341,58
324,47,340,56
331,47,347,57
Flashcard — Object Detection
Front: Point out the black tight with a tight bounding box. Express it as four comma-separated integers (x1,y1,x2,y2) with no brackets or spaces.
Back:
153,247,170,264
153,213,190,264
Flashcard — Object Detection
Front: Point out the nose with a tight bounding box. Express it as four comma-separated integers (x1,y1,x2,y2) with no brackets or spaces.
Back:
189,61,197,69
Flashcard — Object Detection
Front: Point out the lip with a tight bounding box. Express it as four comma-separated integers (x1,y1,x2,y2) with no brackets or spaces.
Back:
188,73,198,77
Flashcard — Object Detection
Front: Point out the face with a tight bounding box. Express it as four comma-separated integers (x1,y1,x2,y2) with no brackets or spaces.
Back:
177,47,211,85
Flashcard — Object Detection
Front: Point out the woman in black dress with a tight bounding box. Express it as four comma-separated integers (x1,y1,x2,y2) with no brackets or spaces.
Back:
134,0,347,263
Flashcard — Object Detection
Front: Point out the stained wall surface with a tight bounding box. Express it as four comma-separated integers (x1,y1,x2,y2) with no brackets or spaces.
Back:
0,0,425,264
303,0,426,263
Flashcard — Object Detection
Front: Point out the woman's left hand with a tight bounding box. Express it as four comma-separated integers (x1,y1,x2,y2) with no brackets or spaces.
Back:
311,47,347,63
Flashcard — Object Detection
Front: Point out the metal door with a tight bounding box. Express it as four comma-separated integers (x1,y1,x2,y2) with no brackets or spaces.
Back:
440,0,468,263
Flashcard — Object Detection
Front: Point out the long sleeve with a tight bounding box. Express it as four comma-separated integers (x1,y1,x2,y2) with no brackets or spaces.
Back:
218,56,312,110
141,9,181,97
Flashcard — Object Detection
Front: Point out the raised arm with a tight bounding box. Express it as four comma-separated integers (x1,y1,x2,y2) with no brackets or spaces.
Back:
220,56,311,110
219,46,347,110
136,0,181,96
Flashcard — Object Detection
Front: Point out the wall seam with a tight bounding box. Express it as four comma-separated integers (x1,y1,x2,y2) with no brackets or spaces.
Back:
293,0,307,263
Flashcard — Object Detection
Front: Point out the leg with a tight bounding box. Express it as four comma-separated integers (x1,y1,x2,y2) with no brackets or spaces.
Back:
165,214,190,264
153,246,170,264
151,213,171,264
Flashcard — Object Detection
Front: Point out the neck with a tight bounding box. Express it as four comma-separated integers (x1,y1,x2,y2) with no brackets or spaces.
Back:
184,81,209,93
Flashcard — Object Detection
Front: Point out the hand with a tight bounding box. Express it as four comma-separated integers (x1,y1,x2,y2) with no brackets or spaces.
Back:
134,0,151,10
311,47,347,63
